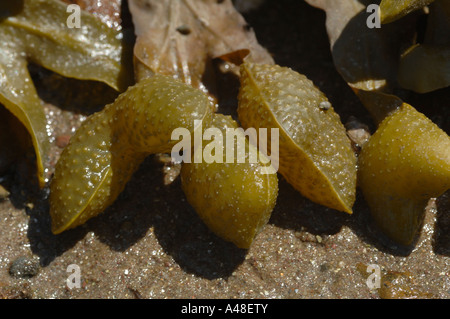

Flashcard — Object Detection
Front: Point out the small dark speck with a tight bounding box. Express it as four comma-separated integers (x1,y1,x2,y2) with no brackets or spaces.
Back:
217,0,225,3
140,0,152,9
176,25,191,35
319,263,330,272
128,287,144,299
243,24,252,32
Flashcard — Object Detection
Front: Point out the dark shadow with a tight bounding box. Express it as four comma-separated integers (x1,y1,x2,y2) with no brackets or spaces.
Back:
433,190,450,256
212,59,241,120
119,0,136,89
357,0,381,6
332,1,418,90
0,0,24,21
26,188,87,267
0,107,23,178
330,1,423,124
29,64,120,116
270,178,416,257
90,155,246,280
0,106,41,208
269,177,349,237
345,189,417,256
